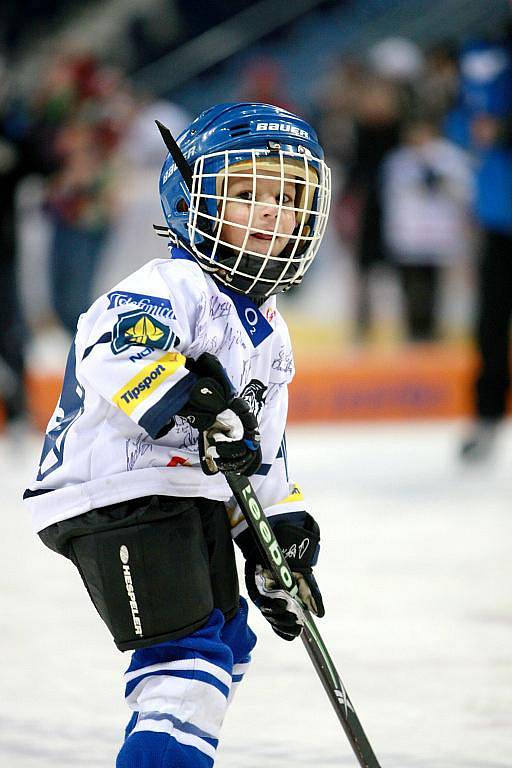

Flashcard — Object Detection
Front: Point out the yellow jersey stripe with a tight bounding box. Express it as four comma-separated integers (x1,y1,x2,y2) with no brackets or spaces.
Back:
113,352,186,416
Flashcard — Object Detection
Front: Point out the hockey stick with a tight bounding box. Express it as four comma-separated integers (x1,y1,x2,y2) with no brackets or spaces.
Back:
225,471,382,768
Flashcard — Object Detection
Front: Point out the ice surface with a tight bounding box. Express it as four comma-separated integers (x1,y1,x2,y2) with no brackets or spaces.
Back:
2,420,512,767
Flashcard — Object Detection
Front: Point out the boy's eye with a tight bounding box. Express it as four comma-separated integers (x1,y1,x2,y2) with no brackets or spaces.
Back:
233,189,294,205
236,190,253,201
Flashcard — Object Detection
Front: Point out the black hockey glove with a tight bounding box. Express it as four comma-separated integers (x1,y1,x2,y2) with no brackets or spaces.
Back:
178,353,262,476
242,513,325,641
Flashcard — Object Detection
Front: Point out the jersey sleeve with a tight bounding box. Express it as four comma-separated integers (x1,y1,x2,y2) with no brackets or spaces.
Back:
78,263,208,439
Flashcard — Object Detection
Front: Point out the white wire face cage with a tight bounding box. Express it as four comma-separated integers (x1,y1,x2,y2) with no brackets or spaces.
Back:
187,148,331,297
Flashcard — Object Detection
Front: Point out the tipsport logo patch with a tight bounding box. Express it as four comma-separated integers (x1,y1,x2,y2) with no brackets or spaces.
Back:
113,352,186,416
111,311,179,355
107,291,176,319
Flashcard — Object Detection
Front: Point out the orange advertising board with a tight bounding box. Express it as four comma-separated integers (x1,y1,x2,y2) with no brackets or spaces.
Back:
25,344,483,430
288,345,480,422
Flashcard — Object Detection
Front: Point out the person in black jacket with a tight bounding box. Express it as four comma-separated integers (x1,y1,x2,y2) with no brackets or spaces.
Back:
0,62,45,427
454,34,512,461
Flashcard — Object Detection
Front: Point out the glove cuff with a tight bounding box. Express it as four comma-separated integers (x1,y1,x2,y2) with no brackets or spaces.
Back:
177,378,229,431
237,512,320,572
272,513,320,571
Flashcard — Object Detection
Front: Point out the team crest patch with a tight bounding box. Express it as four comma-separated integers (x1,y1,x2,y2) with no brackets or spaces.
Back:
111,311,179,354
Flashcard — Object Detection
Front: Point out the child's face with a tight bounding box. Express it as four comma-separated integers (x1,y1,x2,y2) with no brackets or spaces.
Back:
220,170,297,257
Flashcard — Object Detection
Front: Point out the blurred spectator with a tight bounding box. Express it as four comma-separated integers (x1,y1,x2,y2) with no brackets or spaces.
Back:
455,31,512,461
313,54,366,170
381,118,474,340
126,15,168,72
0,55,49,428
330,39,428,339
32,53,128,335
368,36,424,85
95,94,191,292
45,119,117,334
415,40,460,123
317,35,478,343
338,70,405,337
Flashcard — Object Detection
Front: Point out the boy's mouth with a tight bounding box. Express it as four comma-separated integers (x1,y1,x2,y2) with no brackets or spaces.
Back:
251,232,274,241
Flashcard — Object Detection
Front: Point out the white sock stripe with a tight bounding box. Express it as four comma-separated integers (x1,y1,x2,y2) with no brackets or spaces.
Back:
126,674,228,738
124,658,232,688
173,728,217,759
231,661,250,677
132,718,216,760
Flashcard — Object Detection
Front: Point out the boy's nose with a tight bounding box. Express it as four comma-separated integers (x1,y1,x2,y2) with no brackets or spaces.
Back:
260,196,279,218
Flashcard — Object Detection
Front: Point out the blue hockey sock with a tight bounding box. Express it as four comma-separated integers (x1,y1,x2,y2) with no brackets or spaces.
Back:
117,602,256,767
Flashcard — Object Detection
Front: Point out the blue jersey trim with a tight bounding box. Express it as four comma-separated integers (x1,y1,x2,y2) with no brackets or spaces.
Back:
36,340,86,482
217,282,273,348
170,246,274,348
254,463,271,476
82,332,112,360
170,246,196,262
138,372,197,438
277,434,289,481
23,487,53,499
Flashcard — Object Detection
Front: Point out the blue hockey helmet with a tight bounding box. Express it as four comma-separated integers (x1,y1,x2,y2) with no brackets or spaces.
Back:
158,102,331,297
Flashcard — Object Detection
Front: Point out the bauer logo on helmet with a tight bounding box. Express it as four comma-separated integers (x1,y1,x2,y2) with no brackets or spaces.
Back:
255,122,309,138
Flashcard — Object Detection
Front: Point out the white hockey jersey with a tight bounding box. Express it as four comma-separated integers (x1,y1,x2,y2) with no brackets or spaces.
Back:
24,247,306,538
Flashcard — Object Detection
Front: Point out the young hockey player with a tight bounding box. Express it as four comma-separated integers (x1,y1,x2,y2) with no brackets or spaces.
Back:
24,102,331,767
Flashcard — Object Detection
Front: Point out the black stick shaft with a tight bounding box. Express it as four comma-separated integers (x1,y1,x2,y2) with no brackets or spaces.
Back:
225,471,382,768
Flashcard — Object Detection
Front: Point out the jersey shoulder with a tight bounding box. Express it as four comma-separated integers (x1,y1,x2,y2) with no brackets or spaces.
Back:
77,256,210,360
150,250,212,306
